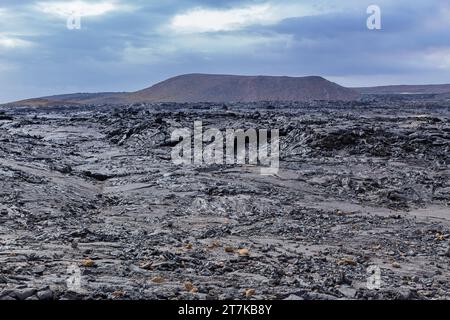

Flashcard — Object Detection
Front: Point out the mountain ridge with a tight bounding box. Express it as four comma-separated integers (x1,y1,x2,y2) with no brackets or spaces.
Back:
6,74,450,106
4,74,360,105
354,84,450,95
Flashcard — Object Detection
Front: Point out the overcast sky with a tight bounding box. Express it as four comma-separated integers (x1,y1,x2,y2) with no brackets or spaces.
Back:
0,0,449,102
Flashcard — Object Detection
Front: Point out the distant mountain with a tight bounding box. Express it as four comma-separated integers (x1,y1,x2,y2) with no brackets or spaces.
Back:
355,84,450,95
4,98,82,107
128,74,361,103
8,76,450,107
4,74,361,106
6,92,126,106
41,92,127,103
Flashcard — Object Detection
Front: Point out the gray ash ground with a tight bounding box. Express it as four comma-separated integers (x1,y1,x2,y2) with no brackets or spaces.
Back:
0,98,449,300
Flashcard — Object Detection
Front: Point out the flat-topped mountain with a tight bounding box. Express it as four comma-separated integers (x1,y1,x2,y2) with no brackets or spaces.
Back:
129,74,361,103
5,74,361,106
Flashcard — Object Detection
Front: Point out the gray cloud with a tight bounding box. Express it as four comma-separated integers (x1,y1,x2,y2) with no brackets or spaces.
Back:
0,0,449,102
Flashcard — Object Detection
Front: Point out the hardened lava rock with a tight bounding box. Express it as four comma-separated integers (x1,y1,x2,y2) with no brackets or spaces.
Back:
0,98,449,300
